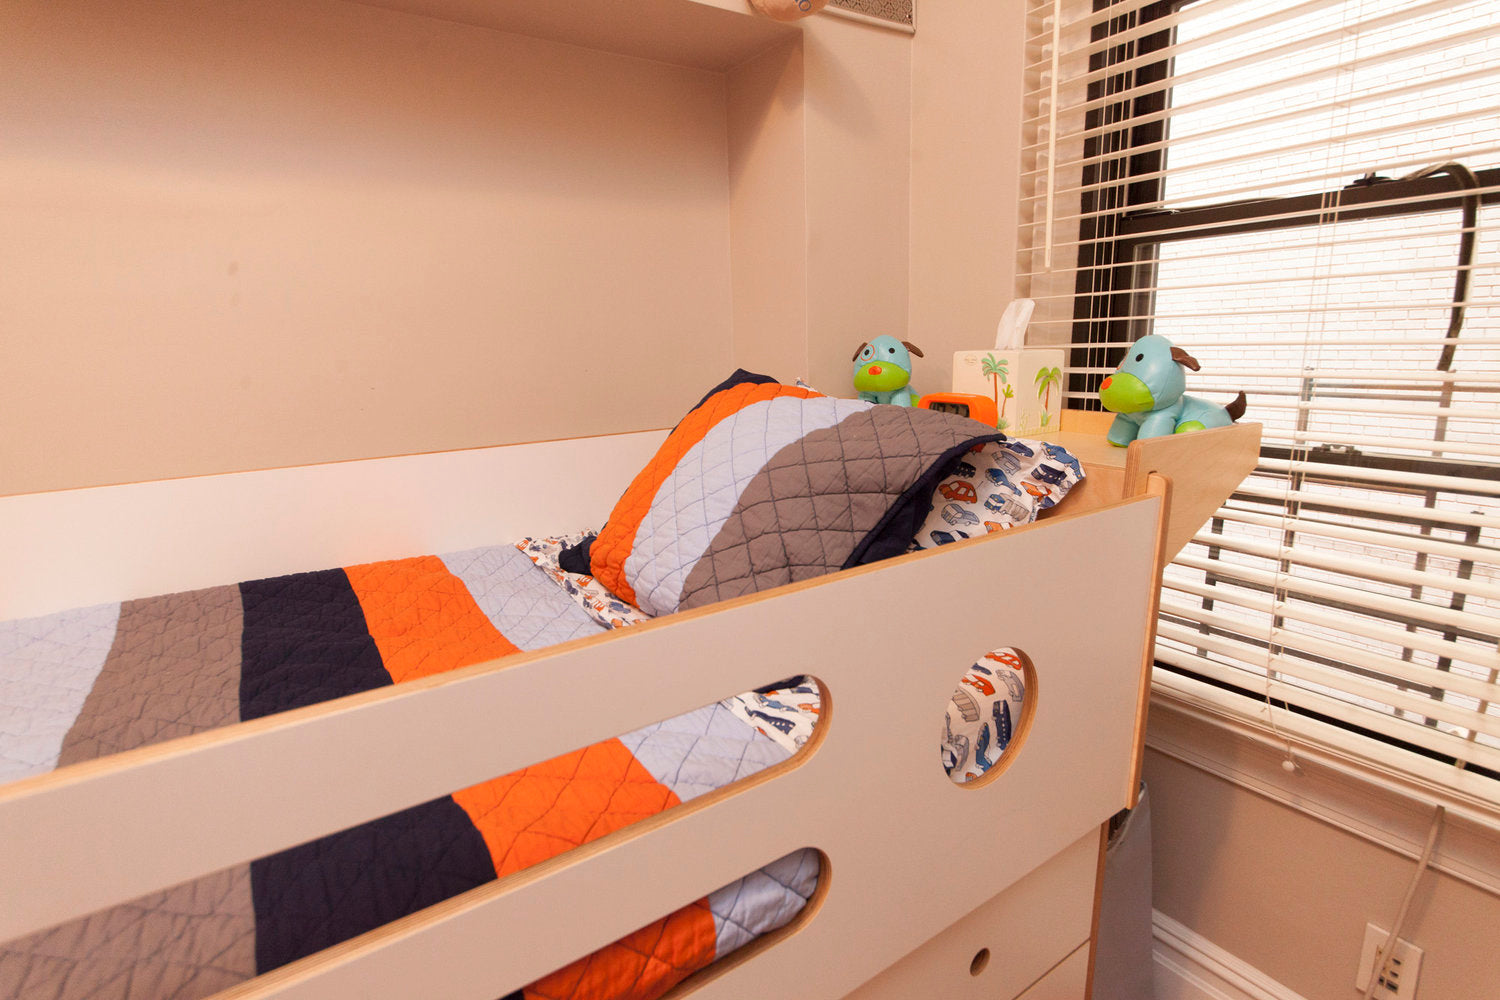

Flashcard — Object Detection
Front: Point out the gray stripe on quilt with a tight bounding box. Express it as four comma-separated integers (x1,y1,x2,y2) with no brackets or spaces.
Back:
58,587,243,766
622,395,870,616
439,545,604,650
678,406,940,609
0,602,121,783
0,589,258,1000
708,847,821,957
0,865,256,1000
615,701,789,803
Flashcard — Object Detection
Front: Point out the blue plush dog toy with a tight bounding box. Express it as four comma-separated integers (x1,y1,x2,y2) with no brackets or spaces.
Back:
853,335,924,406
1100,334,1246,446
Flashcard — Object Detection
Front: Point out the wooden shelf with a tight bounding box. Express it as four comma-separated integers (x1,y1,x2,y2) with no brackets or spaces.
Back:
1047,410,1131,475
347,0,799,71
1048,408,1262,563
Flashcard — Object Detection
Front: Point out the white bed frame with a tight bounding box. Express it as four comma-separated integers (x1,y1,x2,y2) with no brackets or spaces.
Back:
0,411,1259,1000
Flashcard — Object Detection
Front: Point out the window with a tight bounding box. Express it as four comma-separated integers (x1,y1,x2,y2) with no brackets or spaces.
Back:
1020,0,1500,810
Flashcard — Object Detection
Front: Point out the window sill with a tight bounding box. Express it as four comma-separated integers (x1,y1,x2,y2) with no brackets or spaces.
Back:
1147,670,1500,897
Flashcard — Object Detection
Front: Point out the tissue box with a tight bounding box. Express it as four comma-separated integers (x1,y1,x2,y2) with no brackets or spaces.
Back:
952,348,1066,436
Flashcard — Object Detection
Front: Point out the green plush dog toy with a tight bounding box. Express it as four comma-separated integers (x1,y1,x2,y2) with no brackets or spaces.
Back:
1100,334,1246,445
853,336,924,407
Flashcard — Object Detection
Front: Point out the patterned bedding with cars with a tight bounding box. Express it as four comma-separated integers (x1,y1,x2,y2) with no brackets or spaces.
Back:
910,436,1084,784
912,437,1086,550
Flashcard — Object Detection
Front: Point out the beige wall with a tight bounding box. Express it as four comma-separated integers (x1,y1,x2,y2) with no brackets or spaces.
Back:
733,0,1031,400
729,12,919,397
1,0,740,494
1,0,1016,496
1,0,936,495
908,0,1029,368
801,18,914,396
726,0,1033,402
1145,749,1500,998
728,37,809,382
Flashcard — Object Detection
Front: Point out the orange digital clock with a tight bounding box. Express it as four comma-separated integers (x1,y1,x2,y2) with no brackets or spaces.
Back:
916,392,999,429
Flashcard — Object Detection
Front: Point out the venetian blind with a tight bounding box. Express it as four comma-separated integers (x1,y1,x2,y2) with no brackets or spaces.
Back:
1018,0,1500,810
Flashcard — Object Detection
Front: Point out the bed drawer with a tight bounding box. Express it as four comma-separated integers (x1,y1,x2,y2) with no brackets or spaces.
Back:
1015,943,1092,1000
839,827,1102,1000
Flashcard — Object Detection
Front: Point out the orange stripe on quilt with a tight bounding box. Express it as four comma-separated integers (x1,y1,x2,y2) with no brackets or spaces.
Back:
590,381,820,608
344,556,521,684
452,738,679,878
451,725,711,999
347,556,720,998
522,898,718,1000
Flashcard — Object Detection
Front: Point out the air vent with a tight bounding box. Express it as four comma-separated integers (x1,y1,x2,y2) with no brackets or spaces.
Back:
828,0,914,29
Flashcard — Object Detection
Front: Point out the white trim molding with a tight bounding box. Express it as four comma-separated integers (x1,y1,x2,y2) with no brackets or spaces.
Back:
1152,911,1310,1000
1147,679,1500,898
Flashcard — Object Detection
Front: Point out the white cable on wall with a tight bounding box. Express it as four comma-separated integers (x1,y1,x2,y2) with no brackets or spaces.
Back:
1362,804,1445,1000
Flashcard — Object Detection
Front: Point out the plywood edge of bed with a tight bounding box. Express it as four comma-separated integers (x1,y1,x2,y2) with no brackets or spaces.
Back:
1050,409,1261,812
1047,409,1261,563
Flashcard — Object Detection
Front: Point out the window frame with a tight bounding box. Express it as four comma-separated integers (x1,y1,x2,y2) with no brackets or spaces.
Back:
1070,0,1500,397
1069,0,1500,789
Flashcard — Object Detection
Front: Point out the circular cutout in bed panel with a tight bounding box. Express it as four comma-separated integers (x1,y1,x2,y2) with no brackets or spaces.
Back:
941,647,1037,787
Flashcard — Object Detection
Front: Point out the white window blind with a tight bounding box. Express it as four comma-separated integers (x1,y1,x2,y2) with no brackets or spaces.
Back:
1019,0,1500,811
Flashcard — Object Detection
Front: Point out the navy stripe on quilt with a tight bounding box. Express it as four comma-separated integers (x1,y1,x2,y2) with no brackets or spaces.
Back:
250,798,498,972
238,568,498,973
238,569,391,719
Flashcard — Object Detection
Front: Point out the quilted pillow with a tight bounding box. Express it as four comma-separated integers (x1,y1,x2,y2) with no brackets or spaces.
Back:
587,370,1004,616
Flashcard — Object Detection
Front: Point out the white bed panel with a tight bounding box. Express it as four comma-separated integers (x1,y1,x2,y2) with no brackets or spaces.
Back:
0,430,667,621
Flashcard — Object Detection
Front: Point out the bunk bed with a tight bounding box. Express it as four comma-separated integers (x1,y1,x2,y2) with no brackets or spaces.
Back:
0,398,1259,1000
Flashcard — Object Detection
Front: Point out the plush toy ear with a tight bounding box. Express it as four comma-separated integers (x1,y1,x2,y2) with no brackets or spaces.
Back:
1170,346,1201,371
749,0,829,21
902,341,925,358
851,342,870,363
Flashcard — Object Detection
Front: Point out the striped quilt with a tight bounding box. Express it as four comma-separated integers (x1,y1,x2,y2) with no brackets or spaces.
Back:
588,371,1007,617
0,542,818,1000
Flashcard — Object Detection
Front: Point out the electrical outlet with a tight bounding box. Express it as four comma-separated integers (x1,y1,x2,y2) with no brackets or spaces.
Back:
1356,923,1424,998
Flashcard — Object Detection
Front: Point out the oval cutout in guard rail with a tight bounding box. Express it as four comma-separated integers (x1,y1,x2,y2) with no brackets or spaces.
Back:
941,647,1037,787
